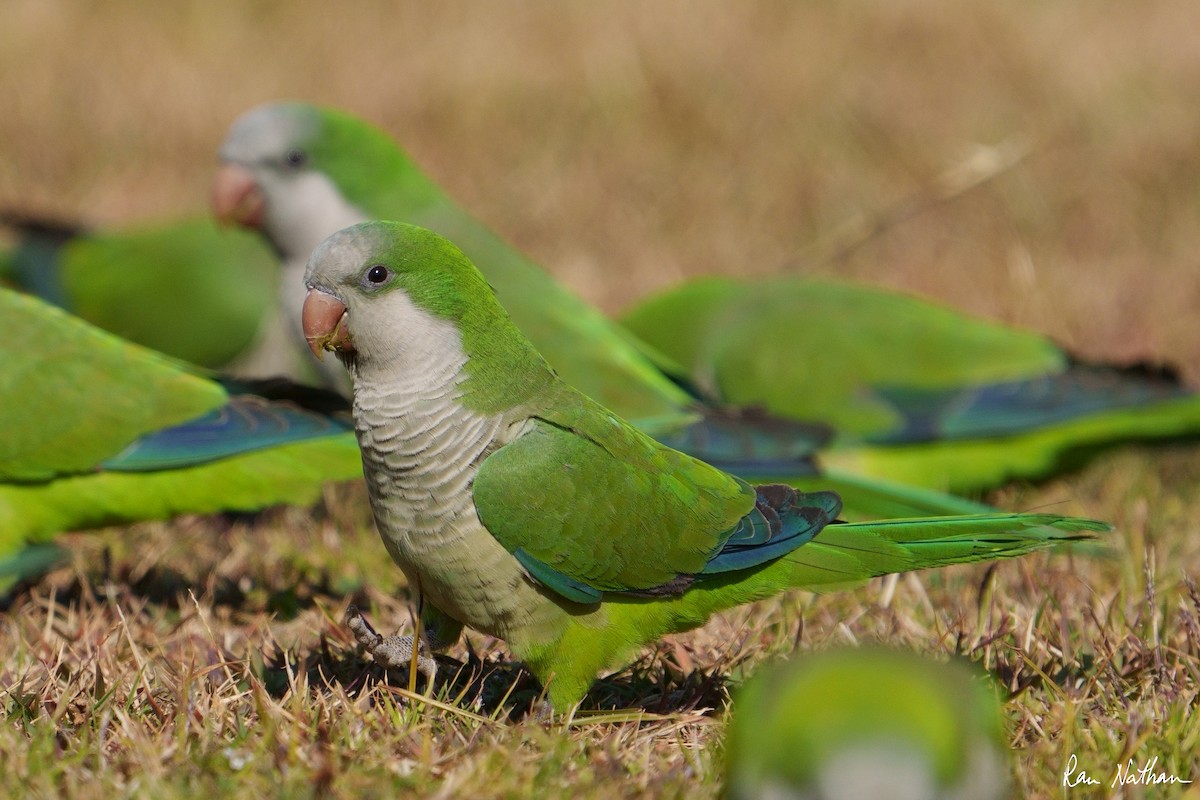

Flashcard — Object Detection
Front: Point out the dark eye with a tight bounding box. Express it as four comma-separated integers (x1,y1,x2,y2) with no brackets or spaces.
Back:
285,148,307,168
366,265,389,284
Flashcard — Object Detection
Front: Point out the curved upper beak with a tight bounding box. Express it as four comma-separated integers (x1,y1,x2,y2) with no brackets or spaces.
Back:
302,288,353,359
211,163,266,228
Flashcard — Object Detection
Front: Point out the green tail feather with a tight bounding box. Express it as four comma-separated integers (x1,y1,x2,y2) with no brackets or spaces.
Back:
785,469,995,520
675,513,1107,623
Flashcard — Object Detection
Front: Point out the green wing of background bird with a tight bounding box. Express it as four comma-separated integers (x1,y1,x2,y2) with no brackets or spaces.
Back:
0,288,362,592
620,276,1200,491
0,210,278,369
248,104,992,519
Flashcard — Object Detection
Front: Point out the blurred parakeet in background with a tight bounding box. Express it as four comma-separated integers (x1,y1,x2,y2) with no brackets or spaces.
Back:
215,101,1200,497
212,101,993,520
0,211,281,371
622,278,1200,492
301,220,1106,709
0,287,362,592
723,648,1009,800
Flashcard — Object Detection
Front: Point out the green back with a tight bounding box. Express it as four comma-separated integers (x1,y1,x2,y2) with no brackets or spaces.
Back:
59,218,277,368
1,288,226,481
621,276,1065,438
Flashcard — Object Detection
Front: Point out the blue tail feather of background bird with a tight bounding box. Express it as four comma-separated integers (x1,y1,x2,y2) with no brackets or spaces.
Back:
872,360,1194,444
101,395,353,472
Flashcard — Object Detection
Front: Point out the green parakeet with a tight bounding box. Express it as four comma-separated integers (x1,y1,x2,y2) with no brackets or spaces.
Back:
621,276,1200,492
211,102,991,521
301,220,1106,710
0,211,280,371
0,287,362,591
723,648,1009,800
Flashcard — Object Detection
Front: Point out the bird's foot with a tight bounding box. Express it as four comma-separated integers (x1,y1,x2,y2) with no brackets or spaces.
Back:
344,604,438,689
530,699,556,724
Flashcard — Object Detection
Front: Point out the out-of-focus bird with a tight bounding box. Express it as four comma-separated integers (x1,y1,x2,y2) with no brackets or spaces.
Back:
0,211,280,371
622,277,1200,491
215,102,1200,497
723,648,1010,800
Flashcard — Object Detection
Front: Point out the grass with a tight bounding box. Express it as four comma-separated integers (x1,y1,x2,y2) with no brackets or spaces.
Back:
3,1,1200,797
3,465,1199,798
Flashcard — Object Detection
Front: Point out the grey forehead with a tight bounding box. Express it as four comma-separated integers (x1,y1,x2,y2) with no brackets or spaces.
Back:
304,225,376,286
220,103,318,162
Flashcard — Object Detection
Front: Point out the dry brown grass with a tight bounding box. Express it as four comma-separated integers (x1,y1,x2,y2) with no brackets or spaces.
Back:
3,1,1200,797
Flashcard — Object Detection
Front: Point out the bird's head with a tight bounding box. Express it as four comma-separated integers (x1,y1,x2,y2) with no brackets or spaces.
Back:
302,220,549,401
304,220,464,363
212,102,432,261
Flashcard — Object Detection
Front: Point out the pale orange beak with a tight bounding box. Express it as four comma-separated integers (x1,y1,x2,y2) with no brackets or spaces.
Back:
211,163,266,228
302,288,352,359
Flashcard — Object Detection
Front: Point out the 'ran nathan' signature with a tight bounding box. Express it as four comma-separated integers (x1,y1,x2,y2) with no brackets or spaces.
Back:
1063,754,1193,789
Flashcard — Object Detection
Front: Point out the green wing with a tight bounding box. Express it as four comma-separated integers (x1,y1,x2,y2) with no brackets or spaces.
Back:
2,287,227,481
3,214,277,369
621,276,1065,438
472,401,756,602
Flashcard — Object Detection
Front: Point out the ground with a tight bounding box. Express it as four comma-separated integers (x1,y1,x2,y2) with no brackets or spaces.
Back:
1,2,1199,797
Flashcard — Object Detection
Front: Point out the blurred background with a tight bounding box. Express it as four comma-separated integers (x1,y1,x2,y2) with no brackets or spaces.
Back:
1,0,1197,379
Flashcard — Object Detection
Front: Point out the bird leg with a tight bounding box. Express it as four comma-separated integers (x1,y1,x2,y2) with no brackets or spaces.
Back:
344,604,438,689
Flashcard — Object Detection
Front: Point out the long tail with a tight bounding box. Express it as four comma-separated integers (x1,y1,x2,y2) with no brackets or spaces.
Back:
636,512,1108,634
785,468,996,520
777,513,1107,590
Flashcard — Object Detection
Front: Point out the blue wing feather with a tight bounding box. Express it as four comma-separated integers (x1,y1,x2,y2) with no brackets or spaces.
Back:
873,361,1190,443
101,396,353,472
701,487,841,575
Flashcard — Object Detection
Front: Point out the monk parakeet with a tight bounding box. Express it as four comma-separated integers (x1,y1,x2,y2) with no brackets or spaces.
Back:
0,211,280,371
301,220,1106,710
0,287,362,592
211,102,999,521
621,277,1200,492
723,648,1009,800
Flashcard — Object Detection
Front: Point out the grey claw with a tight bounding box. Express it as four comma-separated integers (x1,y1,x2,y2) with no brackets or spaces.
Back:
345,605,438,685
